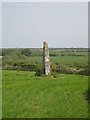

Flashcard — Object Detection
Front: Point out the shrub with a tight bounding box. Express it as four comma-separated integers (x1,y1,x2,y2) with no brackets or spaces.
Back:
49,54,56,56
21,48,31,56
61,54,64,56
50,71,57,78
35,67,44,76
78,69,88,76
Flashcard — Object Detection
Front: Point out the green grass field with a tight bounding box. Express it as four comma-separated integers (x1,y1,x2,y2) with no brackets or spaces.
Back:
2,70,88,118
28,56,88,65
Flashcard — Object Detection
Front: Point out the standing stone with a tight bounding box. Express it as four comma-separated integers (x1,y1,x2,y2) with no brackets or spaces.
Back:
43,41,50,75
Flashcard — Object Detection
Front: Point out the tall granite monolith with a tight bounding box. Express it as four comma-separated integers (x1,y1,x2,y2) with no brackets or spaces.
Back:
43,41,50,75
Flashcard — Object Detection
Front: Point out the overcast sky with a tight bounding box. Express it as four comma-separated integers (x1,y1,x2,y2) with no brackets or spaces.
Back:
2,2,88,48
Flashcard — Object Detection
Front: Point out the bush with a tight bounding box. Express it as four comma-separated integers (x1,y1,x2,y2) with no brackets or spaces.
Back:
50,71,57,78
49,54,56,56
21,48,31,56
78,69,88,76
61,54,64,56
35,67,44,76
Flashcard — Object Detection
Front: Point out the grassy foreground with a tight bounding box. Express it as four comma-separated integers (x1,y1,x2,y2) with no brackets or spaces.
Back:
2,70,88,118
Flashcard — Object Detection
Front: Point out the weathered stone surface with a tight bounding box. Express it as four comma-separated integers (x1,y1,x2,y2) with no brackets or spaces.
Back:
43,41,50,75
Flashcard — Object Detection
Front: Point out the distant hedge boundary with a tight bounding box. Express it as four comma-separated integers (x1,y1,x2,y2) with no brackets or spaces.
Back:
2,63,88,76
2,48,89,76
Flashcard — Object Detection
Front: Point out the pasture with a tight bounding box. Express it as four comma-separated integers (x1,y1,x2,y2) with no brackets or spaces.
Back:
2,48,88,118
28,56,88,66
2,70,88,118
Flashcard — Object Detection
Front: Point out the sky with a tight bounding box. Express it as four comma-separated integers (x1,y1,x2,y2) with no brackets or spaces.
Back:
2,2,88,48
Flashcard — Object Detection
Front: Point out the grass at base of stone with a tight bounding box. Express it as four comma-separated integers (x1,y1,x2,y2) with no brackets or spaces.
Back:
2,70,88,118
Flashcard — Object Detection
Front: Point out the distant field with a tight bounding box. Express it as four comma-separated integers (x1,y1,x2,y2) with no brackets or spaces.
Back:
2,70,88,118
28,56,88,65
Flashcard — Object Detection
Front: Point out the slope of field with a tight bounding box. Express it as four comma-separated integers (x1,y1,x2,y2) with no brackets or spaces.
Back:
2,70,88,118
27,56,88,66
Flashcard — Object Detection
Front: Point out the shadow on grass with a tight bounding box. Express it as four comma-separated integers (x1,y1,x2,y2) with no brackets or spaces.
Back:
83,89,90,103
